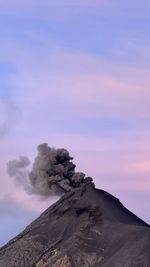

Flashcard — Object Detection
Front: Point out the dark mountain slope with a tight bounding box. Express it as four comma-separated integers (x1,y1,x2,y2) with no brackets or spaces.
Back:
0,182,149,267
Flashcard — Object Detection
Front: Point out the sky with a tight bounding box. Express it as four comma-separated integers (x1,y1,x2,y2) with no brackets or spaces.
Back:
0,0,150,245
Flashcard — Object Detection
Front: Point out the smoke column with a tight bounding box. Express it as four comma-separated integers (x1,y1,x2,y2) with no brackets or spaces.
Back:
7,143,93,197
7,156,30,188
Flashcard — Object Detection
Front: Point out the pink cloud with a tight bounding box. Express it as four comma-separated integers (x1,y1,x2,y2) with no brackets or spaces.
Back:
0,38,149,121
128,160,150,173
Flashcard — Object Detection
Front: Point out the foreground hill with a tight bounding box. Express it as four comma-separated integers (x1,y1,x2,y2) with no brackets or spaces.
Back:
0,182,149,267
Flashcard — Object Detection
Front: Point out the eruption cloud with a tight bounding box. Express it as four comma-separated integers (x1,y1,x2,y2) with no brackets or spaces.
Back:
7,143,94,198
7,156,30,188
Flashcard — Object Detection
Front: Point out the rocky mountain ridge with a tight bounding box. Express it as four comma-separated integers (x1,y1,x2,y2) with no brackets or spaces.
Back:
0,180,149,267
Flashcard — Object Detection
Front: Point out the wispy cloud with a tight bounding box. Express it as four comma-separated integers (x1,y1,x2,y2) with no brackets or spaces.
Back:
0,1,149,15
0,100,20,138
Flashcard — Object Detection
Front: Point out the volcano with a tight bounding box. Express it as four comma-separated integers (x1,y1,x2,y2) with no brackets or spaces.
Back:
0,180,149,267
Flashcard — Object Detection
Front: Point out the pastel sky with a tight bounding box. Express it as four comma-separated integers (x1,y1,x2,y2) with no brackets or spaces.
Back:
0,0,150,245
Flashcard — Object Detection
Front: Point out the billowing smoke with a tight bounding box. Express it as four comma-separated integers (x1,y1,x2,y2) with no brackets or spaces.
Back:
7,156,30,188
7,143,93,197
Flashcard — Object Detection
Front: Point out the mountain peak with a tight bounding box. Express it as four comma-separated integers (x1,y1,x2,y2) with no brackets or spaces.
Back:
0,183,149,267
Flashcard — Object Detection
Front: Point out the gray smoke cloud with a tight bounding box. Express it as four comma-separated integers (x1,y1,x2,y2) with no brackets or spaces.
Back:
7,143,93,197
7,156,30,188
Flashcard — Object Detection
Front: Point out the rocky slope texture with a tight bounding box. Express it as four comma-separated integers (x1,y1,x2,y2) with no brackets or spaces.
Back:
0,180,150,267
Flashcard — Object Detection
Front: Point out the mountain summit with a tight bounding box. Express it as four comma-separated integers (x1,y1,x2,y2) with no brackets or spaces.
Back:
2,144,150,266
0,180,149,267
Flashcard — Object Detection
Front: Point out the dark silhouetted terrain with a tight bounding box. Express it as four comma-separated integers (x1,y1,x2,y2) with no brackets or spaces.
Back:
0,180,150,267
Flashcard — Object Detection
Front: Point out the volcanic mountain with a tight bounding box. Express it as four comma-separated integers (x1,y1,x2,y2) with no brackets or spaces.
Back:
0,180,149,267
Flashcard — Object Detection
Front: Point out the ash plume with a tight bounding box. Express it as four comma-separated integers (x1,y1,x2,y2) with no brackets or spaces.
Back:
7,143,94,197
7,156,30,188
